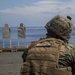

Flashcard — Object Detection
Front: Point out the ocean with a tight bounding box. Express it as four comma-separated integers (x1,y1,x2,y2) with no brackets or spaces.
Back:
0,27,75,48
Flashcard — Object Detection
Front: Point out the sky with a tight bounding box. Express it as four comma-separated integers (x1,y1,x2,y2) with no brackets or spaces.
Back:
0,0,75,27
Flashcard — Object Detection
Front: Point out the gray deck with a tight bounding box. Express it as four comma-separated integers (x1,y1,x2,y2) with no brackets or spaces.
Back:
0,52,23,75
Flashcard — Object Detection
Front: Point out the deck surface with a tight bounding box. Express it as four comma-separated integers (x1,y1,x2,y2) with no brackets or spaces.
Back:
0,52,23,75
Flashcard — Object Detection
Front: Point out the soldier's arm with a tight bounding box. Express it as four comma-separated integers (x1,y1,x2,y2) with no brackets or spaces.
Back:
22,48,28,62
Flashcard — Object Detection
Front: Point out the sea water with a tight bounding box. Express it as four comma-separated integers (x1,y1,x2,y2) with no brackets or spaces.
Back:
0,27,75,48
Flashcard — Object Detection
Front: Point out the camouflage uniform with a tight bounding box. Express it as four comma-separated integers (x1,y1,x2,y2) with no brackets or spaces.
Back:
20,15,75,75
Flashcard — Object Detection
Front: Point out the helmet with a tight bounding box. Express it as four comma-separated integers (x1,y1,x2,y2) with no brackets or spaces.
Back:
45,15,72,41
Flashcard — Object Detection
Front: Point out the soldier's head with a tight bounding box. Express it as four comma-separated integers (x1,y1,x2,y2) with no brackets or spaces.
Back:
45,15,73,42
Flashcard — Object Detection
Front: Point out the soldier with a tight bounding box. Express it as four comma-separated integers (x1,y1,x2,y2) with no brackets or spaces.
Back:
20,15,75,75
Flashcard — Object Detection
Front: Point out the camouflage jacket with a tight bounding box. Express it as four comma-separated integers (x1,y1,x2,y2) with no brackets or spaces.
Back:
20,38,75,75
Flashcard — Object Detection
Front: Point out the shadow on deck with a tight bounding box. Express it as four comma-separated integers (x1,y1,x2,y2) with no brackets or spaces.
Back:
0,47,27,52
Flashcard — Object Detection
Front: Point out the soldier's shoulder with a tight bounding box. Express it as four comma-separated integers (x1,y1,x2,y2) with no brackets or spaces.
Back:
28,38,50,48
31,38,60,47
